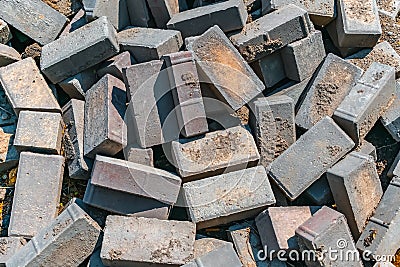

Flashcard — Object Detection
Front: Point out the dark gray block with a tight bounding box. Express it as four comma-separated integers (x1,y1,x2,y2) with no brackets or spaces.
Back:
97,51,135,80
388,149,400,178
147,0,180,28
304,176,334,205
58,67,98,100
267,77,311,107
0,44,20,67
251,50,286,88
126,0,152,27
93,0,130,30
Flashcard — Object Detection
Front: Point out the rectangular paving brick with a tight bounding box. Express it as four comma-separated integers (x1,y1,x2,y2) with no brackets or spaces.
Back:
58,67,98,100
125,144,154,166
0,124,18,173
147,0,180,28
62,99,91,180
356,176,400,259
269,116,355,200
93,0,130,30
117,27,183,63
249,95,296,168
101,216,195,266
84,74,127,158
40,16,119,83
167,0,247,38
0,0,68,45
250,50,286,88
296,206,363,267
327,151,383,238
126,0,152,27
0,237,24,266
163,51,208,138
0,20,12,44
9,152,64,238
230,4,314,62
7,202,101,266
333,62,396,145
97,51,135,80
183,166,275,229
186,25,264,111
381,81,400,142
296,53,363,130
0,57,61,115
172,125,260,180
14,111,63,154
0,44,21,67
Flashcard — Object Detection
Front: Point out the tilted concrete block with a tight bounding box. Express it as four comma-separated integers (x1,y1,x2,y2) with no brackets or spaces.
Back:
0,44,21,67
0,124,18,172
355,140,377,161
267,77,311,107
250,50,286,88
124,144,154,166
97,51,135,80
59,67,98,100
0,20,12,44
83,0,96,21
381,81,400,142
93,0,130,30
192,238,231,259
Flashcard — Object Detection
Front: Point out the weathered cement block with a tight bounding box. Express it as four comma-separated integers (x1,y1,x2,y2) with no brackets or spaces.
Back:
59,67,98,100
172,125,260,180
230,4,314,62
0,0,68,45
186,25,264,111
327,152,383,238
126,0,152,27
163,51,208,137
14,111,63,154
335,0,382,48
93,0,130,30
7,202,101,266
60,9,86,36
84,74,127,158
0,20,12,44
381,81,400,142
97,51,135,80
378,0,400,19
249,95,295,168
356,176,400,259
101,216,195,266
269,116,355,200
333,62,396,145
296,53,363,131
62,100,91,180
0,44,20,67
296,206,363,267
40,16,119,83
9,152,64,238
0,58,61,115
124,144,154,166
0,237,24,266
118,27,183,63
147,0,180,28
0,124,18,172
304,175,334,205
250,50,286,88
167,0,247,38
281,30,326,82
183,166,275,229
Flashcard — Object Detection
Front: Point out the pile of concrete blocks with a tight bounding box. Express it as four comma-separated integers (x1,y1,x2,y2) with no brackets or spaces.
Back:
0,0,400,266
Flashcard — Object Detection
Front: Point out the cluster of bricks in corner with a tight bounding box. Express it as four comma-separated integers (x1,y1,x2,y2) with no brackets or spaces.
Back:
0,0,400,266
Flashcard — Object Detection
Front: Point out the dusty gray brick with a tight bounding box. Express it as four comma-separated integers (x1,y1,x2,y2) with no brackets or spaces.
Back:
0,58,61,115
147,0,180,28
59,67,98,100
84,74,127,158
325,22,363,58
0,0,67,45
93,0,130,30
333,62,396,144
355,140,377,161
7,202,101,266
281,30,326,82
14,111,63,154
62,99,91,180
163,51,208,137
97,51,135,80
0,237,24,266
186,25,264,111
356,176,400,259
269,116,355,200
126,0,152,27
40,16,119,83
0,44,20,67
167,0,247,38
0,124,18,172
304,176,334,205
118,27,183,63
0,20,12,44
172,125,260,180
9,152,64,238
183,166,275,229
296,53,363,130
101,216,195,266
327,152,383,238
378,0,400,19
60,9,86,36
296,206,362,267
230,4,314,62
250,50,286,88
124,144,154,166
381,81,400,141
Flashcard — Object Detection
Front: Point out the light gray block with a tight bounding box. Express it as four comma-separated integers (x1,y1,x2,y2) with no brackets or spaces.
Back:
59,67,98,100
0,237,24,266
269,116,355,200
0,44,20,67
251,50,286,88
83,0,96,21
0,80,17,125
124,144,154,166
192,238,230,259
0,20,12,44
381,81,400,141
93,0,130,30
378,0,400,19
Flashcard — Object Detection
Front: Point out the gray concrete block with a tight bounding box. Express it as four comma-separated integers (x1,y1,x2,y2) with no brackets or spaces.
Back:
84,74,127,158
192,238,230,259
0,237,24,266
60,9,86,36
281,30,326,82
251,50,286,88
325,20,363,58
9,152,64,238
0,124,19,173
163,51,208,137
333,62,396,145
304,175,334,205
167,0,247,38
83,0,97,21
186,25,264,111
336,0,382,48
62,99,91,180
296,53,363,130
355,140,377,161
249,95,296,167
230,4,314,62
124,144,154,166
269,116,355,200
0,44,21,67
97,51,135,80
118,27,182,63
356,176,400,259
183,166,275,229
7,202,101,266
388,149,400,177
14,111,63,154
327,152,383,238
40,16,119,83
381,81,400,142
267,77,311,107
378,0,400,19
59,67,98,100
93,0,130,30
296,206,362,267
101,216,195,266
126,0,152,27
0,20,12,44
0,0,68,45
65,198,109,228
172,125,260,180
147,0,180,28
0,58,61,115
